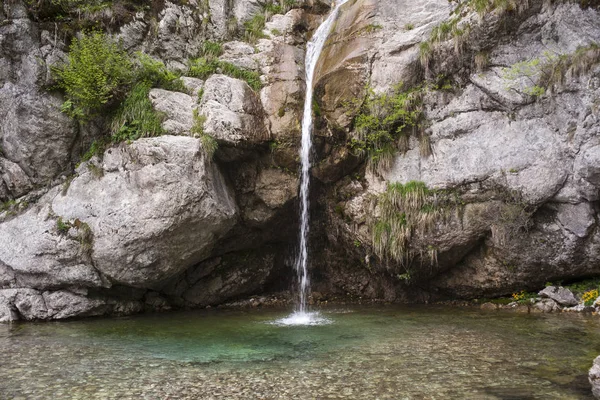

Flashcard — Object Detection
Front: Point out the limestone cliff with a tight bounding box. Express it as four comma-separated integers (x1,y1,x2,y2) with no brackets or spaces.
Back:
0,0,599,322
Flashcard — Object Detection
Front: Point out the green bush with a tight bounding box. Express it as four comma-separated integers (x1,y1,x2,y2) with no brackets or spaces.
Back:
110,82,165,142
134,53,186,92
53,31,132,119
350,84,425,176
188,57,220,80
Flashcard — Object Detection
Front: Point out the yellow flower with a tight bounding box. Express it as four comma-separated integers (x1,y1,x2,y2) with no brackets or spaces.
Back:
582,289,599,306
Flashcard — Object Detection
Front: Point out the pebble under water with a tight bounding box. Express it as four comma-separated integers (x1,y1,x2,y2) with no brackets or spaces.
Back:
1,305,599,399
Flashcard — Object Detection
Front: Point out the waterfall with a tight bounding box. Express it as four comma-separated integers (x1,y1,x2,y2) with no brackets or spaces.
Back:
276,0,349,326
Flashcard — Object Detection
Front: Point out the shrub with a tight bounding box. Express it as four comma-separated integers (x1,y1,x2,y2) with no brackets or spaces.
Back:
52,31,132,119
110,82,165,142
350,83,425,176
134,53,185,92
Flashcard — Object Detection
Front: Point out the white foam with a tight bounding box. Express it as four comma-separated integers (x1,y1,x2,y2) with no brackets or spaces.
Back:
271,311,331,326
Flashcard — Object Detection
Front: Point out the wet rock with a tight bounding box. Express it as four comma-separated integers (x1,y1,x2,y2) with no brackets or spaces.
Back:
590,356,600,399
43,290,107,320
254,168,298,209
532,298,560,313
538,286,578,307
480,302,497,311
162,250,277,307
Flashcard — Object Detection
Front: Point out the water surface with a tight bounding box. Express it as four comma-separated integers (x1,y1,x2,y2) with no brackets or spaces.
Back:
1,305,598,399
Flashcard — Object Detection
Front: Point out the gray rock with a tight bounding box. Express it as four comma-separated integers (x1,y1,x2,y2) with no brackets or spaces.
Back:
181,77,204,97
557,203,595,238
591,356,600,399
0,199,107,291
0,288,46,321
152,2,204,69
532,298,560,313
163,251,277,307
51,136,238,287
0,158,32,199
538,286,578,307
149,89,196,135
0,14,77,191
219,41,260,71
200,74,269,155
254,168,298,209
43,290,108,320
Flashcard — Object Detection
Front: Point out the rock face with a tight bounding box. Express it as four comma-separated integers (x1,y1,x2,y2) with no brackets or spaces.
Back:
313,0,600,303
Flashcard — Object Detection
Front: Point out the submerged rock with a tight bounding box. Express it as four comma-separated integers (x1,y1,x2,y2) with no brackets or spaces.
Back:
591,356,600,399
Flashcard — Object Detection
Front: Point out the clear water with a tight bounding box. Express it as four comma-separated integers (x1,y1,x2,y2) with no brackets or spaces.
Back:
1,305,599,399
294,0,350,315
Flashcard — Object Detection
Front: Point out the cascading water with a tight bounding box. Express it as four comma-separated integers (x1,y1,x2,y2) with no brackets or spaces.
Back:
275,0,349,326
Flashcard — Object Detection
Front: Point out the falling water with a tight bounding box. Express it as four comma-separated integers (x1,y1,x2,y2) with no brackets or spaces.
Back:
276,0,349,326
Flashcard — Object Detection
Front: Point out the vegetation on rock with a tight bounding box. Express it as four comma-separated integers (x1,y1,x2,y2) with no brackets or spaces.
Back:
191,109,218,160
350,84,429,177
371,181,447,273
53,31,132,119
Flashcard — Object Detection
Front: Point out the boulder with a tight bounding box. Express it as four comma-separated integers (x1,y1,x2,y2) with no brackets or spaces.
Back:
591,356,600,399
0,136,238,292
532,298,560,313
538,286,578,307
161,250,277,307
149,88,196,135
51,136,238,287
199,74,269,159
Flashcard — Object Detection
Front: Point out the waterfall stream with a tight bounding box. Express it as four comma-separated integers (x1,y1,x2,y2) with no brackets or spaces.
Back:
277,0,349,326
